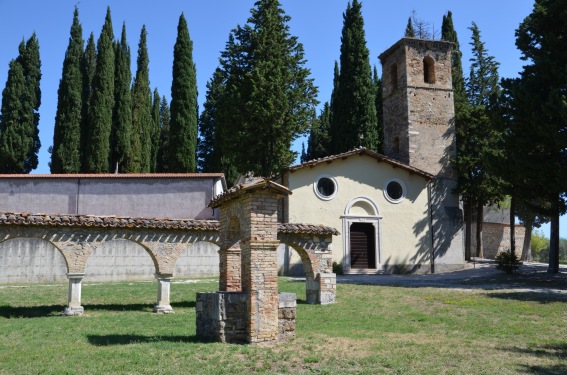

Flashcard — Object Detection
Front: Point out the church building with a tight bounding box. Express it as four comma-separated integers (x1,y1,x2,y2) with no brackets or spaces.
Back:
280,37,465,274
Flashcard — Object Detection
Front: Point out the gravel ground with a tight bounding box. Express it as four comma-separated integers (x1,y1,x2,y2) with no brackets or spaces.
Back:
337,259,567,294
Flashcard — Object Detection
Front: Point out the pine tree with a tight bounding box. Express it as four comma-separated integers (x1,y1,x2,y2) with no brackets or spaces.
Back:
51,7,84,173
0,34,41,174
109,22,132,174
150,88,161,172
129,25,152,173
456,22,504,258
169,13,198,172
84,7,115,172
405,17,415,37
156,95,170,172
497,0,567,272
218,0,318,177
80,33,96,171
330,0,378,154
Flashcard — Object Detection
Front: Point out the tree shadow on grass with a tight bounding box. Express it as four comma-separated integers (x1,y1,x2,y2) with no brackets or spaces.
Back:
0,300,196,318
501,343,567,374
86,334,209,346
0,304,63,318
485,291,567,304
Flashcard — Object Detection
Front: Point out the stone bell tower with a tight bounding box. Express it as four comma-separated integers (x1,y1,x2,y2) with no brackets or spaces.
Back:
379,38,464,272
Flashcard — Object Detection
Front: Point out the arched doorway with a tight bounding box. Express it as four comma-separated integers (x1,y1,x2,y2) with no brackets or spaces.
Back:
342,197,381,272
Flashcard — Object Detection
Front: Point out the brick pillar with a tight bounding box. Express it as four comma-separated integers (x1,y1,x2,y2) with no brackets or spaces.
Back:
241,239,280,343
219,245,241,292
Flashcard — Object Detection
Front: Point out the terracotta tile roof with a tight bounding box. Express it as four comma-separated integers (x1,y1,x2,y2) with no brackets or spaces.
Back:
209,177,291,208
0,173,225,179
286,147,434,180
0,212,220,231
278,223,340,236
0,212,339,235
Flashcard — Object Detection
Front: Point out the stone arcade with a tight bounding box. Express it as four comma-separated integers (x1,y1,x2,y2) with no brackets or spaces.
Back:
0,178,337,320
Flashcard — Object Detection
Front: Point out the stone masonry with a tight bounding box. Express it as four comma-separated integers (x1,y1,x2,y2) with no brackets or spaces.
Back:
380,38,464,273
198,177,337,344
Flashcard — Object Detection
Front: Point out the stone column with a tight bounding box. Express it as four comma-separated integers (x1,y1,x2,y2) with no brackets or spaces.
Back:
63,273,85,316
241,240,280,344
154,273,174,314
219,245,241,292
317,273,337,304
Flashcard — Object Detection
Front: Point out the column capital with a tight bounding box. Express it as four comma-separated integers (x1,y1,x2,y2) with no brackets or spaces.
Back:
155,273,173,279
66,273,85,279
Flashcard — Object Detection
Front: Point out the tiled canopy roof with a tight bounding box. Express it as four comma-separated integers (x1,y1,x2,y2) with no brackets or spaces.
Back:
287,147,434,180
0,212,339,236
0,212,219,231
209,177,291,208
0,173,225,179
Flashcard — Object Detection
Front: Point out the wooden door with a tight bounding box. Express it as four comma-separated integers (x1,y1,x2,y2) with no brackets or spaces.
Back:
350,223,376,269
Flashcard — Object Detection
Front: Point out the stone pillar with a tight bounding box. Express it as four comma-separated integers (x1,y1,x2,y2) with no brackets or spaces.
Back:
241,240,280,343
305,276,318,304
154,273,174,314
317,273,336,304
63,273,85,316
219,246,241,292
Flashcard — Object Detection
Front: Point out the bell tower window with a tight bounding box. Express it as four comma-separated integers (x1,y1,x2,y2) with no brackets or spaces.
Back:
423,56,435,84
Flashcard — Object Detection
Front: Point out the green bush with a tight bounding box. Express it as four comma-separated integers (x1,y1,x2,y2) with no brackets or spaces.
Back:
332,261,344,275
495,251,522,274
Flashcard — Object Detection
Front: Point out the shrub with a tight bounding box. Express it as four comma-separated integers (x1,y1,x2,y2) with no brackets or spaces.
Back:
495,251,522,274
332,261,344,275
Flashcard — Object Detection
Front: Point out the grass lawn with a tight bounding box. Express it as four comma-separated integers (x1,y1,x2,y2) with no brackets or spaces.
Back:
0,277,566,374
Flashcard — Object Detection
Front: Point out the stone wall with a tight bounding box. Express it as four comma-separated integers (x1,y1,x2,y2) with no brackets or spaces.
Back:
470,223,526,259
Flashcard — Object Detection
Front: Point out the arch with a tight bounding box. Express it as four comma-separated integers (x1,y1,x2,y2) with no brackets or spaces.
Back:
0,236,69,283
344,197,380,217
175,240,220,277
84,238,158,282
423,56,436,84
390,63,398,89
279,241,316,279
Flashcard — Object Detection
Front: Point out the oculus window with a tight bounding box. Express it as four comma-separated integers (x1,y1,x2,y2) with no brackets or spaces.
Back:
384,179,406,203
314,175,338,200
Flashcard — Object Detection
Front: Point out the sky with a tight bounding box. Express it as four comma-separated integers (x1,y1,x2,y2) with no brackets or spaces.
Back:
2,0,560,238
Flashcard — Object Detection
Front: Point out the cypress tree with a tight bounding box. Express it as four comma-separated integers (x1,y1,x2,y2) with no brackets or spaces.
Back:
197,68,224,173
305,102,331,160
52,7,84,173
0,33,42,174
80,33,96,171
405,17,415,37
373,65,383,153
218,0,318,177
85,7,115,172
441,11,467,111
330,0,378,154
128,25,152,173
169,13,198,172
110,22,132,173
156,95,170,172
150,88,161,172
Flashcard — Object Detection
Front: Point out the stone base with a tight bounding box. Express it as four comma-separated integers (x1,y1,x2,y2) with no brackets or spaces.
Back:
196,291,297,344
153,304,174,314
62,306,84,316
277,292,296,342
